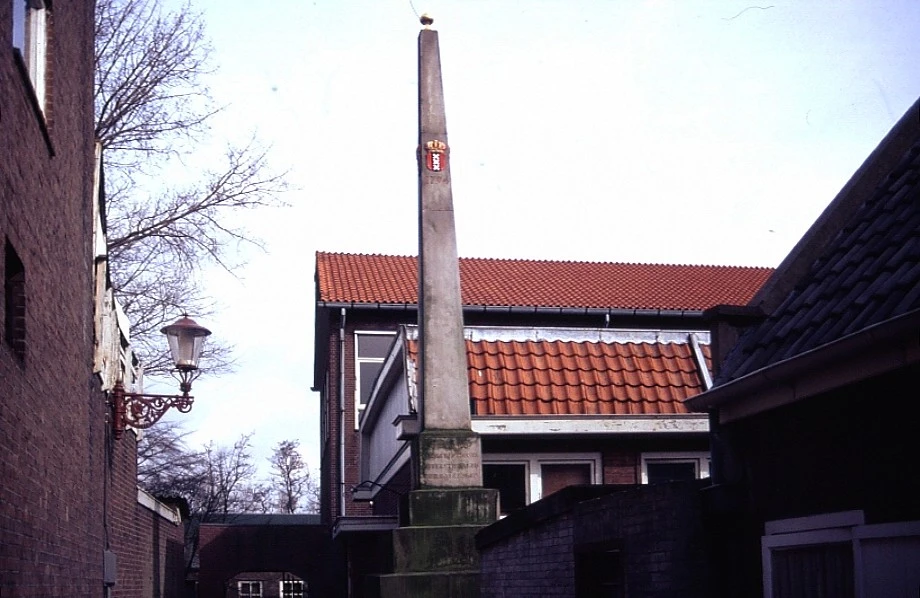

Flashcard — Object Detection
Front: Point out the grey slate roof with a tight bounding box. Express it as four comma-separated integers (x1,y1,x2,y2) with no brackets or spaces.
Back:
716,139,920,384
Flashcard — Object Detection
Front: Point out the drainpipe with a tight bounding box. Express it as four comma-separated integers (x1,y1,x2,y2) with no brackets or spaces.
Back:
339,308,347,518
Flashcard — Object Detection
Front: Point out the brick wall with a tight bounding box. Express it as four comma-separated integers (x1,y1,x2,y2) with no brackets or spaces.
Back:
0,1,101,595
198,522,335,598
478,482,710,598
106,433,188,598
1,3,187,595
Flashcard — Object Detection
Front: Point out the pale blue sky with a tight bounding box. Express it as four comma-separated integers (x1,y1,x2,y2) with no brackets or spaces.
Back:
155,1,920,479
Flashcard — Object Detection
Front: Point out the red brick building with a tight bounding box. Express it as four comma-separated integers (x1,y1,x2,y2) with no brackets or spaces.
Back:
1,3,186,596
312,252,771,595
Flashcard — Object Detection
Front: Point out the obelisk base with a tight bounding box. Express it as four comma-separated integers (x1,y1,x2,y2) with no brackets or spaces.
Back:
376,484,498,598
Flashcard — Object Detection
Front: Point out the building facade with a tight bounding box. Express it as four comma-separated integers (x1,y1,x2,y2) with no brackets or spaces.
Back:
312,251,771,594
690,97,920,597
1,4,186,595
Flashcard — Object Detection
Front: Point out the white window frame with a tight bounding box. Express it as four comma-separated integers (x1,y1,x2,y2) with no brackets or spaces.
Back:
13,0,48,110
354,331,394,429
761,510,920,598
640,451,710,484
237,580,263,598
483,452,601,505
280,579,305,598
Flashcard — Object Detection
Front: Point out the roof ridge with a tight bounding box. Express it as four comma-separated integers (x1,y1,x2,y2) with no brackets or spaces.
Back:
316,250,773,270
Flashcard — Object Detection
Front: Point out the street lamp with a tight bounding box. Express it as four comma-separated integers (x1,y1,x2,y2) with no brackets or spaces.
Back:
112,315,212,439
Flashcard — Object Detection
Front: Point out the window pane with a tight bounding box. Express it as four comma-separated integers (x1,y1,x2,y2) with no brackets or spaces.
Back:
281,580,305,598
239,581,263,598
483,463,527,515
541,463,592,497
772,543,854,598
13,1,26,50
646,461,697,484
357,333,394,358
5,242,26,361
359,361,384,406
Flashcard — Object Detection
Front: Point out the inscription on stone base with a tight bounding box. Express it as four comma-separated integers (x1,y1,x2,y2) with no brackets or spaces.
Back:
418,431,483,488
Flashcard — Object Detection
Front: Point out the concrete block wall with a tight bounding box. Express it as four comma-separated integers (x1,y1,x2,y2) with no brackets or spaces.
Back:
480,510,577,597
575,481,710,598
478,482,710,598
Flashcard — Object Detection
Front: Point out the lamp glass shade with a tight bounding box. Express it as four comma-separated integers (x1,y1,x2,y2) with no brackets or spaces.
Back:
160,316,212,371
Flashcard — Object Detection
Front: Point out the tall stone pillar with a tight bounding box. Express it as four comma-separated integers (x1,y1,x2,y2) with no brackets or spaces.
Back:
376,15,498,598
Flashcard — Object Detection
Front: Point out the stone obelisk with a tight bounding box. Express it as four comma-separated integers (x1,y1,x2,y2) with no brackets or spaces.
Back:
377,15,497,598
416,14,482,489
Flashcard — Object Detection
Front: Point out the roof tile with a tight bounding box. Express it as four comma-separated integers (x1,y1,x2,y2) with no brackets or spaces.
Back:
409,337,709,417
718,141,920,382
316,253,772,311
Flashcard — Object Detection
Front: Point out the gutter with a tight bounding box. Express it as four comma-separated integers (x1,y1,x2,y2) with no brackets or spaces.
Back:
316,301,705,319
688,308,920,422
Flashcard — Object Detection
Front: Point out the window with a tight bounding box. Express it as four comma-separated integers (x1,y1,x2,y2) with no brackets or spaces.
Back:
762,511,920,598
280,579,305,598
238,581,262,598
576,542,625,598
640,452,710,484
4,241,26,362
483,453,600,515
12,0,48,110
354,332,394,426
483,462,527,515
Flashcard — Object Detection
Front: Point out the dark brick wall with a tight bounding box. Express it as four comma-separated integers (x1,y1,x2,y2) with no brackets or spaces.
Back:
481,510,578,597
198,523,335,598
106,433,188,598
1,3,187,595
478,482,710,598
0,1,100,595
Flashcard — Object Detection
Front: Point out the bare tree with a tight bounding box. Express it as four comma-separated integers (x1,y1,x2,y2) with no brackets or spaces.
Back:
137,427,267,515
269,440,305,513
94,0,287,375
136,428,270,573
269,440,319,513
95,0,214,162
136,420,202,496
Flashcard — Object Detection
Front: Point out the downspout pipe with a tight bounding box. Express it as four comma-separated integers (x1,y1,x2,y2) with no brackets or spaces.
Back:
338,308,347,518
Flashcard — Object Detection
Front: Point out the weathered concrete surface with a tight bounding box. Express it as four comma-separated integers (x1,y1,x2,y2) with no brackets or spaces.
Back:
376,22,499,598
417,25,475,435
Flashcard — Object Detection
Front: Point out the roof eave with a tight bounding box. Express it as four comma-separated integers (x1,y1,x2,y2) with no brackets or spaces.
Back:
316,300,706,319
687,308,920,423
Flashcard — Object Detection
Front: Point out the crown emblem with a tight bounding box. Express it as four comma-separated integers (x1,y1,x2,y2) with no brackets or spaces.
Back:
424,140,448,172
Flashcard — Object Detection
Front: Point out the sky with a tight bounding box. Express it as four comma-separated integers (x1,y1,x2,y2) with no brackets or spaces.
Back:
149,0,920,480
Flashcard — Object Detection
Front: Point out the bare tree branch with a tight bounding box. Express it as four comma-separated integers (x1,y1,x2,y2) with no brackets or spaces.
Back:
269,440,318,514
95,0,288,376
95,0,216,162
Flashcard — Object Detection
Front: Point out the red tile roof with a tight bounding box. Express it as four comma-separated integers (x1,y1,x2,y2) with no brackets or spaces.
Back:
316,252,771,311
407,337,709,416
